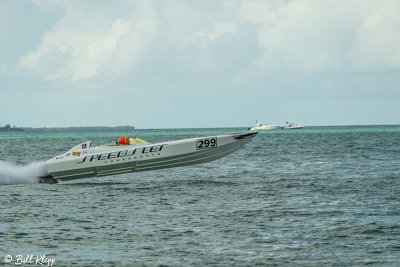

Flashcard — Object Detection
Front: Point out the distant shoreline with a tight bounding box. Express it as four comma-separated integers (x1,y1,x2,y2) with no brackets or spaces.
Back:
21,126,136,132
0,124,24,132
1,124,399,132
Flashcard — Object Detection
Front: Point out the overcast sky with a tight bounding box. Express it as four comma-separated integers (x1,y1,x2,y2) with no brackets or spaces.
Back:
1,0,399,129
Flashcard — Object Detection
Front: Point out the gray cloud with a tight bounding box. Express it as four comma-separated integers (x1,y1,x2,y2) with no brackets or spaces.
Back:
1,0,399,127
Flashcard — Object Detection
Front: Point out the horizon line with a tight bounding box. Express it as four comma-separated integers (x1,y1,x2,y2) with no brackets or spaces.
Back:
2,123,400,131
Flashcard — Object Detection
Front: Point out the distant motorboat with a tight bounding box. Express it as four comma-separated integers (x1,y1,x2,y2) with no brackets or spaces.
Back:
282,122,304,130
249,120,280,131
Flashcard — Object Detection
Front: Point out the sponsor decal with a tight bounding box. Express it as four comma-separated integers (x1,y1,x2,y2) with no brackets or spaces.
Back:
72,152,81,156
78,144,167,163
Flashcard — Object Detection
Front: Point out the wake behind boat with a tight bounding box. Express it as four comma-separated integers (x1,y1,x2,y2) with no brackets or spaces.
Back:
39,132,258,183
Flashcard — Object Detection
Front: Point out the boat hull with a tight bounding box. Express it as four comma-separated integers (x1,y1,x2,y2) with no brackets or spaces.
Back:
45,132,258,181
282,126,304,130
249,125,280,130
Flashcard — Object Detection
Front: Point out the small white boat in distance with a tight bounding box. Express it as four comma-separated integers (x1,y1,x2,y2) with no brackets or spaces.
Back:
282,122,304,130
39,132,258,183
249,120,280,131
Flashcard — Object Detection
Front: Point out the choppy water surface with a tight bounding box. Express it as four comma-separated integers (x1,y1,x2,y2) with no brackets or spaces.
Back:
1,126,399,266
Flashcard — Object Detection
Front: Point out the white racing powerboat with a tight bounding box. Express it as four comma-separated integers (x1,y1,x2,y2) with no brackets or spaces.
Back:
282,122,304,130
39,132,258,183
248,120,280,131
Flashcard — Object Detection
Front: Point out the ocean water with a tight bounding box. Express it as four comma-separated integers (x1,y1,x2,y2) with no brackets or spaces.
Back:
1,126,399,266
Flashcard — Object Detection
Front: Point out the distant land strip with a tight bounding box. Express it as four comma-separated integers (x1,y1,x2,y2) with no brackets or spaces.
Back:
1,125,135,132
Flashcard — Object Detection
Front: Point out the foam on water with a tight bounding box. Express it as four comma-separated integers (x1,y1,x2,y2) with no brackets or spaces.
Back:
0,161,47,184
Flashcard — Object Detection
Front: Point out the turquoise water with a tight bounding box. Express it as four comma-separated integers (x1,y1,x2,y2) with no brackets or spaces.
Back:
1,126,399,266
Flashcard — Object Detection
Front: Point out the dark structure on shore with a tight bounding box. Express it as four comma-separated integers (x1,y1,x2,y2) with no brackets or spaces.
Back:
0,124,24,131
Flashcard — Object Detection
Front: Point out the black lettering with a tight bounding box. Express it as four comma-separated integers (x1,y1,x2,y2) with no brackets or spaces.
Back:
150,146,159,152
210,138,216,146
117,150,127,157
108,152,117,159
204,139,210,147
98,154,107,160
126,149,137,156
196,138,216,150
80,156,90,163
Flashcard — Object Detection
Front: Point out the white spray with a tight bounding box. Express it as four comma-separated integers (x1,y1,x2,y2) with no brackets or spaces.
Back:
0,161,47,185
